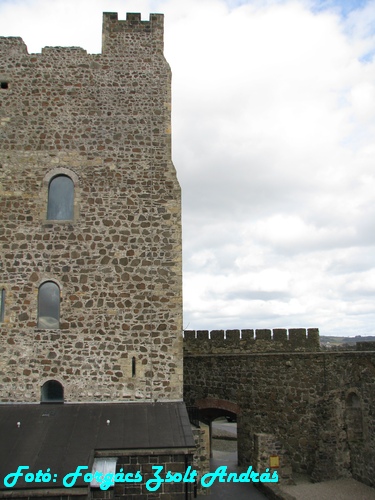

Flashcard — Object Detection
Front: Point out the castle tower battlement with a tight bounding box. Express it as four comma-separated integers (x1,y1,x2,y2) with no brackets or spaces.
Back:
102,12,164,55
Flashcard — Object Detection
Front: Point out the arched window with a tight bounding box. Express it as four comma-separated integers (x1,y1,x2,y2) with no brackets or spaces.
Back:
38,281,60,329
41,380,64,403
47,175,74,220
347,392,360,408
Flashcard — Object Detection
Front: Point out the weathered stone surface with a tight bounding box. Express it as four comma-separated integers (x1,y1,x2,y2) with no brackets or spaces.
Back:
0,13,182,402
183,328,320,354
184,347,375,487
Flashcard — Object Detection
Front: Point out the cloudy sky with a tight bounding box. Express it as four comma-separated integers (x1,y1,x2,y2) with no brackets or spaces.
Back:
1,0,375,336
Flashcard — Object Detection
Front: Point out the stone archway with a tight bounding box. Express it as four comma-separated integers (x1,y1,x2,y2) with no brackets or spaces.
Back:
194,398,241,462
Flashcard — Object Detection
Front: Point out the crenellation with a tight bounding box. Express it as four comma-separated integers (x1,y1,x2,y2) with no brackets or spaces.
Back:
102,12,164,56
183,328,320,354
225,328,240,341
255,328,271,340
289,327,307,344
210,329,224,340
196,329,209,340
126,13,142,22
272,328,287,341
241,328,254,340
307,327,319,345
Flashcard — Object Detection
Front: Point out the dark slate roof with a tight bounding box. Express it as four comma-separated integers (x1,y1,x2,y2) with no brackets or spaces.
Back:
0,402,194,490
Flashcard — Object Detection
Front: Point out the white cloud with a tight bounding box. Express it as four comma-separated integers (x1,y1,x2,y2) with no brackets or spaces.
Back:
1,0,375,336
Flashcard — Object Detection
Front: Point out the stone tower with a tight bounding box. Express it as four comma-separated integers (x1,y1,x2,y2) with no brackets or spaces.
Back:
0,12,183,403
0,13,194,500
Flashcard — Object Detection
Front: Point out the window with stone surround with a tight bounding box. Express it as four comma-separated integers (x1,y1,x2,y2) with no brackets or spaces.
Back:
38,281,60,329
0,288,5,323
47,174,74,220
41,380,64,403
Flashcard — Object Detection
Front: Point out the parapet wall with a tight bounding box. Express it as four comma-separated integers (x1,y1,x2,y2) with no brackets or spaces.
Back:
183,328,320,354
356,341,375,351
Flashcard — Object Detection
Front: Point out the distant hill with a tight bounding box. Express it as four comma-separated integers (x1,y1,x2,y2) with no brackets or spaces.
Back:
320,336,375,347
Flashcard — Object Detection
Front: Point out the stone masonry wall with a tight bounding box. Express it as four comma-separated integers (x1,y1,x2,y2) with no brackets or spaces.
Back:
191,423,210,496
184,328,320,354
0,13,183,402
184,349,375,487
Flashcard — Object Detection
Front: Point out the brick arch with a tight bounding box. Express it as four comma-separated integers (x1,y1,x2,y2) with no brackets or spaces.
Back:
195,398,240,414
194,398,241,422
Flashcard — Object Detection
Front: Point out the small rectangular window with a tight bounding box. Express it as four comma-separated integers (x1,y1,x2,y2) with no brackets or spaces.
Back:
0,82,9,90
90,458,117,488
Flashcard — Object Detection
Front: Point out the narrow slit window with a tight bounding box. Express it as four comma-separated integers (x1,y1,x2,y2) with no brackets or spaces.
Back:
0,288,5,323
38,281,60,329
47,175,74,220
132,357,136,377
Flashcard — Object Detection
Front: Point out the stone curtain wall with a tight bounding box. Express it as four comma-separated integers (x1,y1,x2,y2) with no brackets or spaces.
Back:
184,349,375,487
0,13,183,402
183,328,320,354
254,433,293,483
